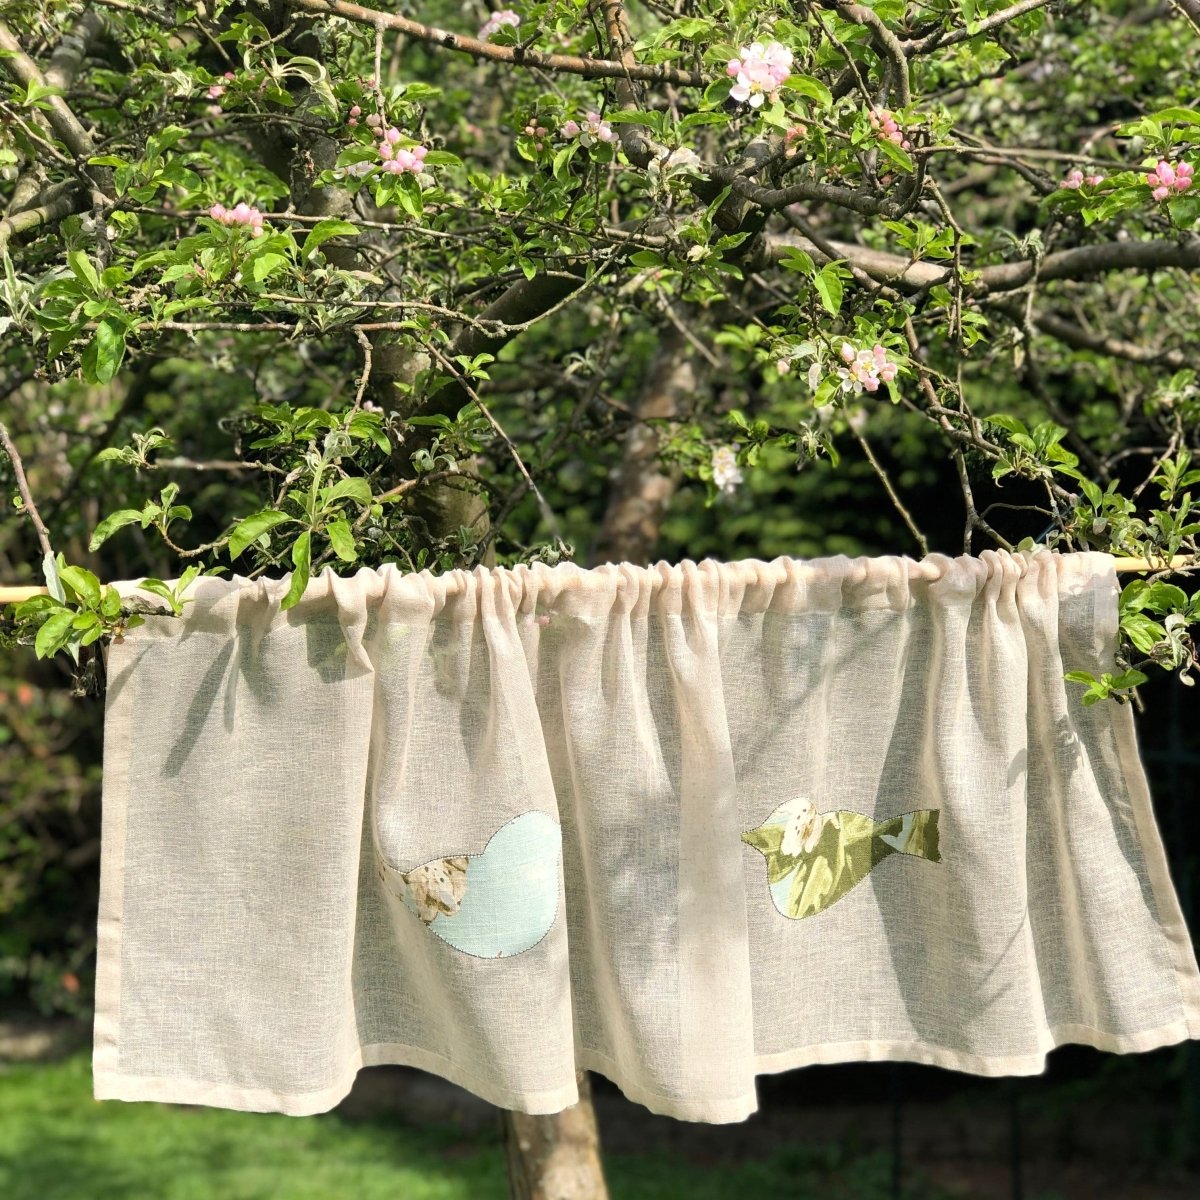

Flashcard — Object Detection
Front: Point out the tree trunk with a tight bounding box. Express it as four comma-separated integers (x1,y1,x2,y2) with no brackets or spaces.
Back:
495,325,704,1196
501,1072,608,1200
590,326,695,565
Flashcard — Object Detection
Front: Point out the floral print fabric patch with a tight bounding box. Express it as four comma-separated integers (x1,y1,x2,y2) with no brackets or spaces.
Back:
742,797,941,920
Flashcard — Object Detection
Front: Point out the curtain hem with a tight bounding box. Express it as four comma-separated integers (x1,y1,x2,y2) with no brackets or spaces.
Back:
93,1015,1200,1124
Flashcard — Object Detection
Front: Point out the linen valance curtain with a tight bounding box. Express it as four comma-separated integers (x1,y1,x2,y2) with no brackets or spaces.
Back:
93,551,1200,1122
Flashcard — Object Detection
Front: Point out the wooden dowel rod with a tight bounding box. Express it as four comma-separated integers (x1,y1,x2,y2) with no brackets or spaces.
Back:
1111,556,1195,573
0,585,50,603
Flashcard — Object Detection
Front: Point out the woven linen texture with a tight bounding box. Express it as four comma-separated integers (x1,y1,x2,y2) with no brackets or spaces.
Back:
93,551,1200,1122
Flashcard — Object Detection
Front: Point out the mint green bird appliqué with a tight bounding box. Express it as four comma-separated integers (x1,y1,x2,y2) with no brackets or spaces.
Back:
376,811,562,958
742,796,941,920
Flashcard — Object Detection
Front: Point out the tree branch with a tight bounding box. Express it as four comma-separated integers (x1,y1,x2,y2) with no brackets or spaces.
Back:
1010,307,1189,370
6,10,104,215
0,19,112,199
281,0,705,86
767,232,1200,291
0,183,85,253
905,0,1057,56
827,2,911,104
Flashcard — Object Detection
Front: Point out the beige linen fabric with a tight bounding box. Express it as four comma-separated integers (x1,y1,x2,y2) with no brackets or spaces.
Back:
93,551,1200,1122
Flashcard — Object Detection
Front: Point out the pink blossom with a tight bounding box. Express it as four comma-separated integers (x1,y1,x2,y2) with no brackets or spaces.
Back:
358,126,432,178
349,105,362,118
479,9,520,39
209,201,265,237
377,140,429,175
562,111,616,147
365,113,381,128
1061,169,1084,190
869,108,911,151
836,343,899,395
1146,159,1193,200
1085,173,1104,186
727,40,793,109
206,84,224,100
784,124,808,157
776,358,792,375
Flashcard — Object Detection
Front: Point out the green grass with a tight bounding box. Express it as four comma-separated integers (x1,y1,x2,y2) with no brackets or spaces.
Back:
0,1054,955,1200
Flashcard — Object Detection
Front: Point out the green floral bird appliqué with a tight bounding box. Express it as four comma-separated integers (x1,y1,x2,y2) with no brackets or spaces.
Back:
742,797,941,920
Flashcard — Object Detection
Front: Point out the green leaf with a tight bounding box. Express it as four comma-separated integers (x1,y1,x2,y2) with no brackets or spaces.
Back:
678,112,728,132
249,253,288,283
58,565,101,607
228,508,291,559
812,266,844,316
1149,106,1200,126
326,517,357,563
876,137,914,173
35,610,77,659
552,142,578,181
779,248,816,276
320,477,372,508
1122,612,1166,653
81,318,127,385
280,530,311,611
1142,582,1188,612
1110,668,1148,690
301,219,360,257
1167,194,1200,228
79,621,107,646
89,508,143,550
100,585,122,618
67,251,101,294
393,173,424,218
13,595,61,618
628,250,663,268
786,74,833,109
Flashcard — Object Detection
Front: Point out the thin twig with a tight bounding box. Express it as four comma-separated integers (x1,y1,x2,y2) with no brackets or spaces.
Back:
900,316,1013,553
850,425,928,555
0,420,54,559
351,326,373,411
425,343,565,543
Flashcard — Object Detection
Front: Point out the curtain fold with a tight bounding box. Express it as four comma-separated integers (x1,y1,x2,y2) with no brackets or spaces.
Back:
93,551,1200,1122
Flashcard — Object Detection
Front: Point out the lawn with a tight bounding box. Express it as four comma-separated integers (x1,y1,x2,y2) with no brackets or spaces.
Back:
0,1053,955,1200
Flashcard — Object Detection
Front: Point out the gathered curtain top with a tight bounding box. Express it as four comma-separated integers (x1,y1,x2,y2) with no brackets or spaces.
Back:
129,549,1112,630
